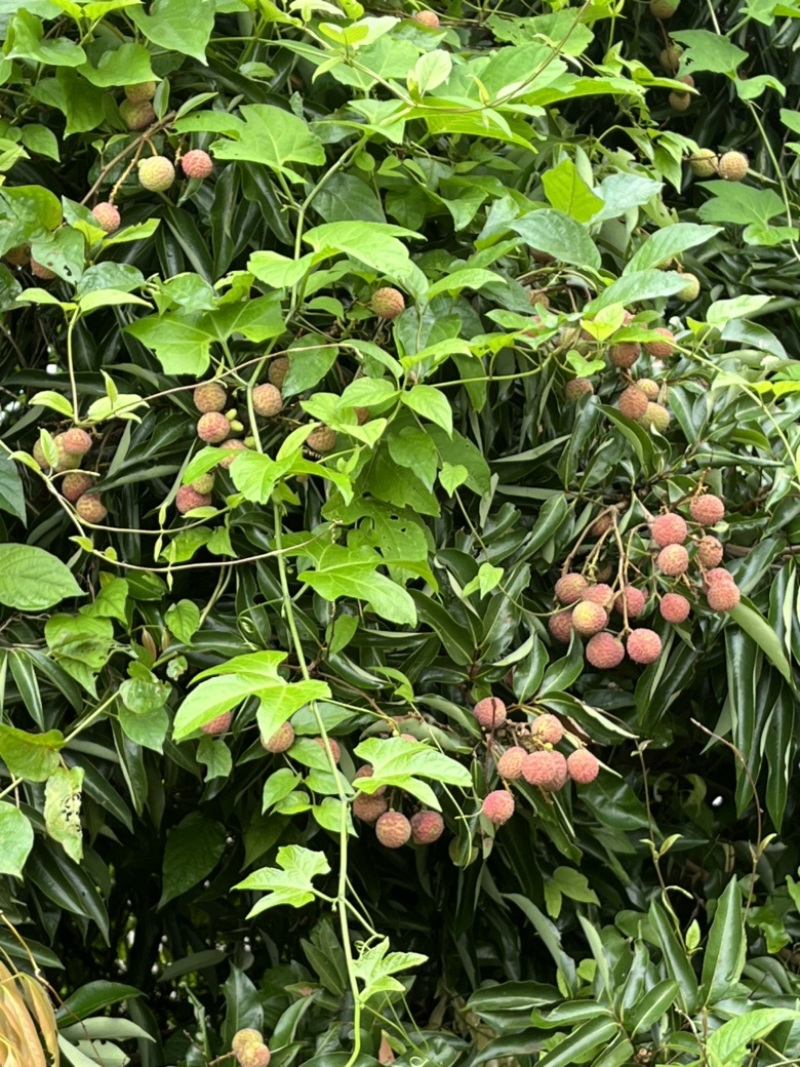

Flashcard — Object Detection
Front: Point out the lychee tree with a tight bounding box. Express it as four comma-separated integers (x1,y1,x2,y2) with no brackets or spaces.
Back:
3,1,800,1066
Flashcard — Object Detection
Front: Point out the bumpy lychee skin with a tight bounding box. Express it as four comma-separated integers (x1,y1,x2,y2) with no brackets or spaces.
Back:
571,601,608,637
232,1030,263,1066
482,790,515,825
31,258,56,280
650,0,679,16
496,746,526,779
176,485,212,514
657,544,689,576
202,712,232,735
626,629,663,665
4,244,30,268
314,736,341,764
690,494,725,526
138,155,175,192
412,9,440,26
644,327,676,358
718,150,748,182
268,357,290,388
120,99,155,130
641,402,671,432
696,535,724,568
706,581,741,612
690,149,718,178
614,586,647,619
532,714,564,745
522,750,569,791
191,472,215,495
635,378,660,401
62,472,94,502
91,202,121,233
548,610,573,643
181,149,213,179
567,749,600,785
124,81,156,103
353,792,388,823
197,412,230,444
410,810,444,845
306,426,337,454
238,1044,271,1067
75,492,107,523
193,382,227,413
555,572,588,605
375,811,412,848
582,584,614,608
370,287,405,319
565,378,594,400
677,273,700,302
218,439,248,469
59,428,92,456
473,697,507,730
586,632,625,669
252,383,283,417
589,513,612,537
659,43,683,73
618,386,649,421
261,721,295,753
660,592,691,624
609,342,641,369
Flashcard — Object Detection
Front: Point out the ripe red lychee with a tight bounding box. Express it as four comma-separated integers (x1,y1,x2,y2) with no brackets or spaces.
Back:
202,712,232,735
582,584,614,608
689,494,725,525
268,357,290,388
314,736,341,763
626,629,662,665
197,412,230,443
609,342,641,369
571,601,608,636
532,714,564,745
353,792,388,823
59,428,92,456
176,485,212,513
218,439,248,469
252,383,283,417
482,790,515,825
644,327,676,358
548,610,573,643
614,586,647,619
375,811,411,848
307,426,337,453
193,382,227,413
522,750,569,791
370,287,405,319
660,592,690,624
412,9,440,26
718,151,748,182
496,746,526,779
619,386,649,421
705,567,734,585
410,810,444,844
181,149,213,179
706,581,741,612
565,378,594,400
120,99,155,130
651,513,687,547
650,0,679,16
657,544,689,576
261,721,295,753
61,472,94,502
567,749,600,785
91,202,121,233
138,155,175,192
75,493,107,523
473,697,507,730
124,81,156,103
31,258,56,280
555,572,588,605
585,632,625,669
696,536,723,568
635,378,660,401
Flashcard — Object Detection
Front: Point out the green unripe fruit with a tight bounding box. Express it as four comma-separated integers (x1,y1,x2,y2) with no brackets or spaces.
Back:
650,0,679,17
120,99,155,130
137,156,175,193
689,149,718,178
659,44,683,73
641,402,671,432
124,81,157,103
676,272,700,302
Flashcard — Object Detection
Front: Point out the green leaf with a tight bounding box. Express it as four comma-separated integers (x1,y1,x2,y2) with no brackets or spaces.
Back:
535,1017,619,1067
209,105,325,180
0,803,34,878
649,901,699,1013
263,768,301,813
125,313,214,376
625,979,680,1032
158,812,227,908
165,600,201,644
729,600,793,683
542,158,603,222
44,766,85,863
701,877,746,1005
624,224,721,273
671,29,748,76
0,725,64,782
196,735,233,781
6,10,87,67
0,451,26,523
303,220,421,280
402,384,453,435
128,0,215,64
707,1008,800,1067
299,544,417,626
234,845,331,916
0,544,83,611
408,49,452,95
511,209,600,270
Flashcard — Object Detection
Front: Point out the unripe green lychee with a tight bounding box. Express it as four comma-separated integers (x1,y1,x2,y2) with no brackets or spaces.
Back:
496,746,526,779
718,150,748,182
706,581,741,612
50,439,82,472
176,485,212,513
565,378,594,400
585,632,625,669
555,572,588,605
218,439,248,469
193,382,227,413
375,811,411,848
306,426,337,453
181,149,213,179
651,513,688,547
261,721,295,753
571,601,608,636
548,610,573,643
232,1030,262,1060
522,750,569,791
619,386,649,421
614,586,647,618
197,412,230,443
473,697,506,730
650,0,679,17
120,99,155,130
676,272,700,302
531,713,564,745
609,342,641,369
91,202,121,233
138,155,175,192
644,327,676,359
669,90,691,112
641,402,671,432
202,712,232,735
314,736,340,763
626,629,662,665
689,149,718,178
657,544,689,576
353,792,388,823
582,584,614,609
124,81,157,103
410,810,444,844
659,44,683,73
370,287,405,319
252,383,283,417
660,592,690,624
31,258,56,280
635,378,660,401
59,428,92,456
482,790,515,825
412,9,440,26
268,357,290,388
567,749,600,785
696,535,723,568
75,492,107,523
689,494,725,525
190,473,215,495
62,472,94,502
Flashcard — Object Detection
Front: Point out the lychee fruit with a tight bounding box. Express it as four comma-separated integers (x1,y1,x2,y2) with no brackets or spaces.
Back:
197,412,230,443
660,592,690,624
548,610,573,643
412,9,440,26
252,383,283,417
370,287,405,319
91,202,121,233
555,573,588,605
238,1044,271,1067
314,736,341,763
181,149,213,179
565,378,594,400
641,402,671,432
567,749,600,785
31,258,56,280
609,342,641,369
496,746,526,779
634,378,660,401
522,750,569,791
482,790,515,825
531,714,564,745
689,149,718,178
706,581,741,612
375,811,411,848
644,328,676,358
120,99,155,130
718,151,748,182
261,721,295,753
268,357,290,388
193,382,227,413
650,0,679,16
571,601,608,636
659,44,683,73
191,473,215,495
676,273,700,302
353,792,388,823
138,155,175,192
619,386,649,421
218,439,248,468
62,472,94,501
657,544,689,576
669,90,692,112
124,81,156,103
410,810,444,844
59,428,92,456
614,586,647,619
176,485,212,513
75,492,107,523
4,245,30,267
473,697,507,730
202,712,232,735
582,584,614,608
696,535,724,568
354,765,386,794
306,426,337,453
585,632,625,669
589,513,612,537
689,494,725,525
626,629,663,665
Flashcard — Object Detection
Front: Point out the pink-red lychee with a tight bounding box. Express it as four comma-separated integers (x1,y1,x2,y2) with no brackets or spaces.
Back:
473,697,507,730
202,712,232,735
181,149,213,179
689,494,725,526
496,746,526,779
268,357,290,388
619,386,649,421
75,493,107,523
567,749,600,785
582,584,614,608
353,792,389,823
261,721,295,753
410,810,444,844
571,601,608,636
91,202,121,233
218,439,248,469
705,567,734,585
197,412,230,443
59,428,92,455
660,593,690,624
522,750,569,791
706,581,741,612
307,426,337,453
555,573,588,605
585,632,625,669
657,544,689,576
531,714,564,745
193,382,227,413
548,610,573,643
375,811,411,848
370,287,405,319
614,586,647,619
626,629,662,664
314,736,341,763
609,342,641,369
482,790,515,825
651,513,688,547
62,472,94,502
176,485,212,513
412,9,440,26
252,383,283,417
565,379,594,400
644,327,676,359
696,536,724,568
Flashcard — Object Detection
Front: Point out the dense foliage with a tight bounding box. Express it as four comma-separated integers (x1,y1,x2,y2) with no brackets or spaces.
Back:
3,0,800,1065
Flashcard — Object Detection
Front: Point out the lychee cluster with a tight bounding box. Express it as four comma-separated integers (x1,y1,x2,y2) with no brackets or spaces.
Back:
34,427,109,524
136,148,214,194
351,754,445,847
